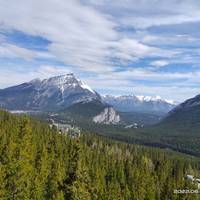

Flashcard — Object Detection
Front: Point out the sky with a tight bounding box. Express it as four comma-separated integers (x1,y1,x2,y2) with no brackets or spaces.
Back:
0,0,200,101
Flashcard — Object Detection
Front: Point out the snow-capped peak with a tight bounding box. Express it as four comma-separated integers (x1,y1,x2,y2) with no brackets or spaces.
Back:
103,94,177,113
102,94,137,100
43,74,77,86
33,74,96,96
136,95,176,105
137,95,161,102
21,74,100,109
164,99,177,105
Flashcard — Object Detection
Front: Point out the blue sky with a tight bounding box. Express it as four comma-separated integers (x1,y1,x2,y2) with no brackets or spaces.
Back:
0,0,200,101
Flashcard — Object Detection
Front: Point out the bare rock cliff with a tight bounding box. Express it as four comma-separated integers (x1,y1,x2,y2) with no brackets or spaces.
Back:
93,107,120,125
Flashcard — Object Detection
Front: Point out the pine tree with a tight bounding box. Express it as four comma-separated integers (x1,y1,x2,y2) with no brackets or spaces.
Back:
12,117,35,200
64,140,92,200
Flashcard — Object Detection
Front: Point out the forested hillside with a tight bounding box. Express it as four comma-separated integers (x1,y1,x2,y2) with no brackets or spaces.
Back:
69,120,200,157
0,110,200,200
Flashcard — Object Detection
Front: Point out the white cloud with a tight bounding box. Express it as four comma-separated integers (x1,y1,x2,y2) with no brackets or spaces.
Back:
86,0,200,29
111,38,158,61
0,0,172,73
0,43,36,60
35,65,71,77
82,68,200,101
0,0,115,71
0,65,71,88
150,60,169,68
0,42,56,60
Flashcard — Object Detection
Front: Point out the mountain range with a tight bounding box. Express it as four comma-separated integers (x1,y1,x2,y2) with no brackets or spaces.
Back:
0,74,176,113
1,74,200,155
0,74,179,125
102,95,176,114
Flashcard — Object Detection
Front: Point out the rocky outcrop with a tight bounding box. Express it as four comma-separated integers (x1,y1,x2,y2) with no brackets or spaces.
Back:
93,107,120,125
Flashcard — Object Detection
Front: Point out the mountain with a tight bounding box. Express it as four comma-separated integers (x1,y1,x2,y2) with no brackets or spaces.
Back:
138,94,200,156
162,94,200,128
102,95,176,114
87,94,200,156
169,94,200,114
0,74,177,126
0,74,120,124
0,74,101,111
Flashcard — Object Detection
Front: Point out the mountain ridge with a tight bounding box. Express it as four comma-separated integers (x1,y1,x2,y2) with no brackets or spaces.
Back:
102,94,176,114
0,74,177,115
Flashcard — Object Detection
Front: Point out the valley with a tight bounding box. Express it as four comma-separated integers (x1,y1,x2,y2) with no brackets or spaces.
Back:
2,74,200,158
0,74,200,200
1,1,200,199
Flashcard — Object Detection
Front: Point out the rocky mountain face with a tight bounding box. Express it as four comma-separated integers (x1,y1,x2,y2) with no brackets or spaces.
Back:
93,107,121,125
0,74,101,111
103,95,176,114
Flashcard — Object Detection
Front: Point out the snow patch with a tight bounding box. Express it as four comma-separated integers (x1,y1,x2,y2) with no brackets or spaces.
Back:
136,95,176,105
80,81,95,94
60,85,64,94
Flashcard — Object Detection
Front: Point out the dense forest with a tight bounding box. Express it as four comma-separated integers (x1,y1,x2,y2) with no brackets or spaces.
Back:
40,108,200,157
66,120,200,157
0,110,200,200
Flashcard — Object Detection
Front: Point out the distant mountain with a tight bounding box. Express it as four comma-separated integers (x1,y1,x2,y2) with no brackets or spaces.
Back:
163,94,200,127
169,94,200,114
0,74,101,111
102,95,177,114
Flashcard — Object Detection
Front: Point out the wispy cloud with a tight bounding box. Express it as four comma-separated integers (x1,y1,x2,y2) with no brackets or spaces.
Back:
0,65,71,87
86,0,200,29
0,0,175,71
150,60,169,68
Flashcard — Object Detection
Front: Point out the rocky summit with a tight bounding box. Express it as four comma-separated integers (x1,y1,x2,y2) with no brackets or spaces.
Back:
0,74,101,111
